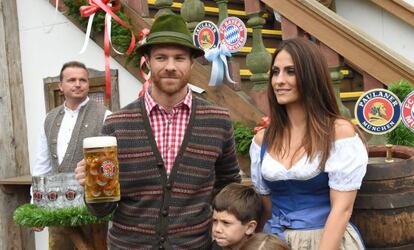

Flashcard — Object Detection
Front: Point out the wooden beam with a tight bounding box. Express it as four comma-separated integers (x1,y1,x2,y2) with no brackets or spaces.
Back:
0,0,30,178
281,16,301,39
261,0,414,86
369,0,414,29
123,0,149,17
0,0,33,248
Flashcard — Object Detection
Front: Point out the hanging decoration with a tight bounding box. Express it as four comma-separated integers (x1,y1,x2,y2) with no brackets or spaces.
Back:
137,28,151,97
79,0,136,100
193,17,247,87
204,46,235,87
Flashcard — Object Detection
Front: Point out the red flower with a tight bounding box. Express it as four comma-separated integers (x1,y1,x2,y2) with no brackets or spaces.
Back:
254,116,270,133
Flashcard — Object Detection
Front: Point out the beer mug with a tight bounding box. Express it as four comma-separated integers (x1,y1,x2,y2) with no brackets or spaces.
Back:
83,136,120,203
61,173,84,208
46,175,63,209
32,176,46,208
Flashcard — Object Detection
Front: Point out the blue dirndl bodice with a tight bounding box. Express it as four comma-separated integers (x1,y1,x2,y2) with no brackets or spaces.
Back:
254,137,368,248
264,173,331,239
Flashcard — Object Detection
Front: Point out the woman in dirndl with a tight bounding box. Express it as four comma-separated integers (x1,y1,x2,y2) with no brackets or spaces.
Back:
250,37,367,250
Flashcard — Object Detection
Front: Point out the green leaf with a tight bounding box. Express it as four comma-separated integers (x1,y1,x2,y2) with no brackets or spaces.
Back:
233,122,255,155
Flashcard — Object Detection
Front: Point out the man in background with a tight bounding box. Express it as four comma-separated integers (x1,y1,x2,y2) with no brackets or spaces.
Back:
32,61,110,249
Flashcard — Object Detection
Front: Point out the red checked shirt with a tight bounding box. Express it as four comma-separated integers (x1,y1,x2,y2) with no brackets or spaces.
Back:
144,89,192,175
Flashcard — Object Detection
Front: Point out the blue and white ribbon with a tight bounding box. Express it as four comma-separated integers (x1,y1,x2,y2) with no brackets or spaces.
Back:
204,45,236,87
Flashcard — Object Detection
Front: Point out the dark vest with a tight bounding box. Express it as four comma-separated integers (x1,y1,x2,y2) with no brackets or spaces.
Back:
44,100,107,173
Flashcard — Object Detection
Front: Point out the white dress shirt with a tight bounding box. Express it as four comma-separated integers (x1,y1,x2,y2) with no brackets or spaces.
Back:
32,97,111,176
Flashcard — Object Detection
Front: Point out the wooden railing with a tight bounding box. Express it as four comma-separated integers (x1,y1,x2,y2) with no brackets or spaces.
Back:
369,0,414,29
261,0,414,86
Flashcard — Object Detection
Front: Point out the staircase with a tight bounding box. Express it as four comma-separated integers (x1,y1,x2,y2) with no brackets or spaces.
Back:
54,0,414,126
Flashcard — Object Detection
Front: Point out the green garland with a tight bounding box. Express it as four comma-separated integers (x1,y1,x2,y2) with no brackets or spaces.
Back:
62,0,139,66
13,204,111,228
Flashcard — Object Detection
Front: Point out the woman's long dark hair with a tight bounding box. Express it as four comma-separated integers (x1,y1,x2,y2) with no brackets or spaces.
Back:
264,38,341,169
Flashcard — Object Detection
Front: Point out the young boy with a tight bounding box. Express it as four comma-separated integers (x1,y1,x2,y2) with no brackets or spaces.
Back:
212,183,263,250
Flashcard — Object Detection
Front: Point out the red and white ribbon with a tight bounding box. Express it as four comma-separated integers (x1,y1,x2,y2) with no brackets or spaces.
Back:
137,28,151,97
79,0,136,100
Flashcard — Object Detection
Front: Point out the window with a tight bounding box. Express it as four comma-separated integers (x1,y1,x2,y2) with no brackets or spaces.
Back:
43,68,120,112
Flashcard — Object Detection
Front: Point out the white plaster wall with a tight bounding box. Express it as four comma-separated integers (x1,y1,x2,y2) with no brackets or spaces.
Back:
336,0,414,63
16,1,142,249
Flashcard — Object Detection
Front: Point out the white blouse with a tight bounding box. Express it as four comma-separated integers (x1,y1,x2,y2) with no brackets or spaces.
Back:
249,135,368,195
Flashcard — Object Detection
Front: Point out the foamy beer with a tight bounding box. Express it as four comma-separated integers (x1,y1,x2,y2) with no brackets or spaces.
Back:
83,136,120,203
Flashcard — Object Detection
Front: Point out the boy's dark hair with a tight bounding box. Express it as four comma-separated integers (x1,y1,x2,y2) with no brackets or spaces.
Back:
59,61,88,81
212,183,263,225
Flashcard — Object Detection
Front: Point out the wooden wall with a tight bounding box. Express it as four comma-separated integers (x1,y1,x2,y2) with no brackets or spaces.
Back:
0,0,34,248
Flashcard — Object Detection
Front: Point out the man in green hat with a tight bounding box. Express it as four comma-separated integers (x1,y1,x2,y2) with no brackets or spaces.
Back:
76,14,240,249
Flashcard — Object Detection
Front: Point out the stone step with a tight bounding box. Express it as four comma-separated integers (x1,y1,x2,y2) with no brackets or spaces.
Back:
147,0,269,18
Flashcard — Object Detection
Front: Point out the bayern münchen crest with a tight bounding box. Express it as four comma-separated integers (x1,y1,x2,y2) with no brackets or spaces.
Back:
401,90,414,132
219,17,247,53
193,21,219,51
355,89,401,135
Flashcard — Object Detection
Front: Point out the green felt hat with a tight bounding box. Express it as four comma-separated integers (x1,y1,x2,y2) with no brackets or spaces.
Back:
136,14,204,58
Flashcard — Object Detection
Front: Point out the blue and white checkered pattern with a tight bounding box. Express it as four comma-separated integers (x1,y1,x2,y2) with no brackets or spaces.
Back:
224,25,240,45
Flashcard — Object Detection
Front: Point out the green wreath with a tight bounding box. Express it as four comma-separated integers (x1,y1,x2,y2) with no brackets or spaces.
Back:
13,204,111,228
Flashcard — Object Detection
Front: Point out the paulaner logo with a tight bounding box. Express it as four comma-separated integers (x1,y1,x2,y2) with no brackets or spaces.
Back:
193,21,219,51
355,89,401,135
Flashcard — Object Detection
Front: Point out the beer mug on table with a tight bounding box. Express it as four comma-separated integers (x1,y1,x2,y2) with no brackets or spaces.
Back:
32,176,46,208
83,136,120,203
